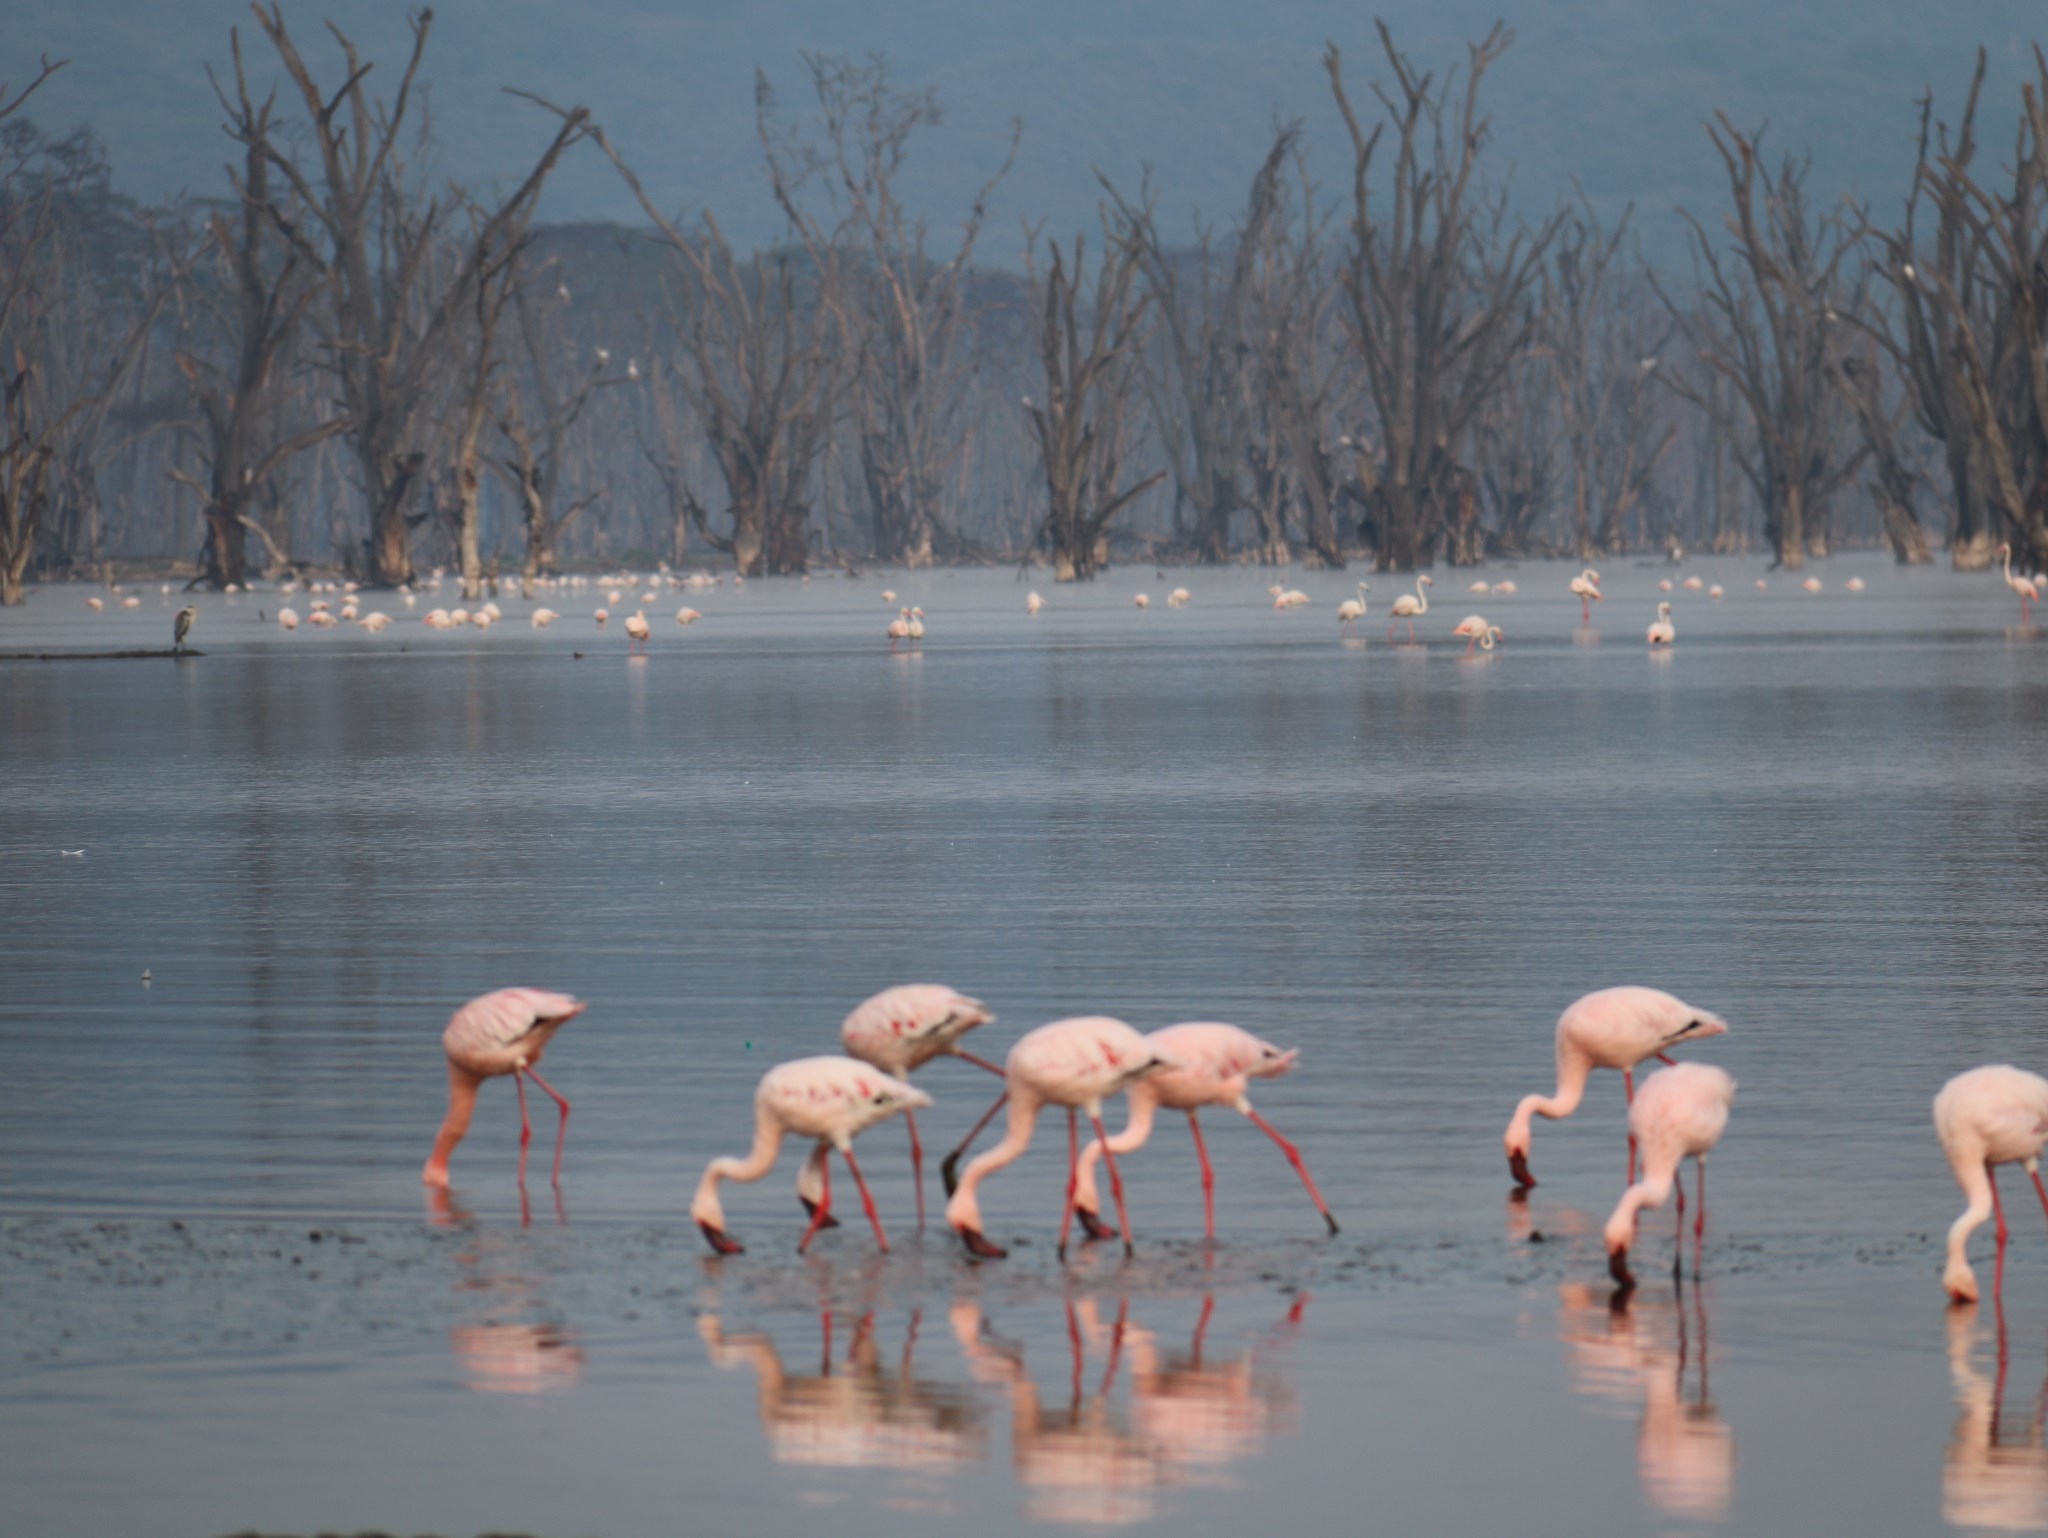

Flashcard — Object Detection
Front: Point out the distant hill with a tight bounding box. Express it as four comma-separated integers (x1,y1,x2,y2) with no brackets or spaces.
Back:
13,0,2045,268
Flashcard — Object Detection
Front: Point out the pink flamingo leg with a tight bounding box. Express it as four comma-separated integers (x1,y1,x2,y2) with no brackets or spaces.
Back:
1246,1107,1341,1235
1188,1111,1217,1241
954,1051,1008,1078
842,1148,890,1253
523,1066,571,1186
904,1108,924,1229
940,1091,1009,1195
1057,1110,1083,1259
1695,1159,1707,1244
514,1070,533,1186
797,1146,834,1255
1991,1163,2010,1297
1092,1110,1135,1259
1623,1068,1637,1185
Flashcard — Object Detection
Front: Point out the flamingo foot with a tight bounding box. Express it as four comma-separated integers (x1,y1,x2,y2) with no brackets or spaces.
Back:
1607,1247,1635,1289
1508,1150,1536,1188
956,1225,1008,1260
1322,1210,1342,1236
698,1222,745,1256
1076,1206,1119,1243
799,1196,843,1229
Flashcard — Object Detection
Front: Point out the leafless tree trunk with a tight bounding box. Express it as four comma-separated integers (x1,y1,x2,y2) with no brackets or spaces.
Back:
251,6,589,588
172,28,340,588
1024,231,1161,581
764,55,1015,568
1653,119,1864,569
1325,24,1561,571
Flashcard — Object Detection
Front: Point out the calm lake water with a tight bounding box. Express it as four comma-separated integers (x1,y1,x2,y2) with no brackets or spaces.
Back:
5,555,2048,1537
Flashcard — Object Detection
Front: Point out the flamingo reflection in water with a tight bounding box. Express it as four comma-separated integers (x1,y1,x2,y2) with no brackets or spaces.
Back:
951,1293,1305,1525
1545,1275,1734,1521
427,1187,584,1395
1947,1299,2048,1531
698,1308,986,1485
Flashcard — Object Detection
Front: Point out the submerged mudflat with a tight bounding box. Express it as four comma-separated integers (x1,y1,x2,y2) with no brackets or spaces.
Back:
5,556,2048,1536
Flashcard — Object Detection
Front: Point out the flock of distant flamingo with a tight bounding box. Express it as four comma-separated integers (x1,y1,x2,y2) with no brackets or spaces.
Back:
418,982,2048,1302
43,544,2048,656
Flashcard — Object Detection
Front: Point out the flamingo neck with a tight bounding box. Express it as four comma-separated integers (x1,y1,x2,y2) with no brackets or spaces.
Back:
1074,1085,1160,1212
1603,1167,1679,1252
424,1062,483,1183
947,1088,1042,1231
1945,1160,1996,1296
1413,582,1428,615
1505,1047,1593,1154
691,1102,787,1228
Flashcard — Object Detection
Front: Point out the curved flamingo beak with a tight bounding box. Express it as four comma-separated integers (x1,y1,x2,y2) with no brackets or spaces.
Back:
956,1225,1008,1260
1076,1207,1119,1243
698,1221,745,1256
1607,1245,1635,1289
1508,1150,1536,1188
798,1196,842,1229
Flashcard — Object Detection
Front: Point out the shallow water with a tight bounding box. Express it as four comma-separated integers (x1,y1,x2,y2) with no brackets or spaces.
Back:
5,555,2048,1536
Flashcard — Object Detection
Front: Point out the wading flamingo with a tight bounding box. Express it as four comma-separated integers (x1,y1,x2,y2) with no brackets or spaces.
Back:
1027,591,1045,616
1936,1065,2048,1303
1134,593,1150,609
1386,574,1432,642
1336,583,1369,634
798,984,1003,1228
424,988,587,1188
1167,587,1191,607
887,607,912,645
623,611,651,653
1604,1062,1736,1288
693,1056,930,1256
532,608,559,627
278,607,300,631
1504,986,1729,1189
1452,614,1502,655
943,1016,1176,1260
1570,568,1602,625
907,606,926,641
1647,601,1676,647
1997,544,2040,623
1070,1021,1338,1242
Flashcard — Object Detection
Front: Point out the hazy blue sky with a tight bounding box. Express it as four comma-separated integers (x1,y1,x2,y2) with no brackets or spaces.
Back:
14,0,2043,264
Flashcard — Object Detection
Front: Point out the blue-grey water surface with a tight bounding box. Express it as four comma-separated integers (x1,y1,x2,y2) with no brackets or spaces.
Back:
5,556,2048,1536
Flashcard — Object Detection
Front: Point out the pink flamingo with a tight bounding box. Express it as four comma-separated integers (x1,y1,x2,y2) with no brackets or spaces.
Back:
1504,986,1729,1189
943,1016,1177,1260
423,988,587,1188
1604,1062,1736,1288
1570,568,1603,626
1385,574,1432,642
692,1055,930,1256
797,984,1003,1228
1997,544,2040,623
1451,614,1503,655
1936,1065,2048,1303
1069,1022,1338,1242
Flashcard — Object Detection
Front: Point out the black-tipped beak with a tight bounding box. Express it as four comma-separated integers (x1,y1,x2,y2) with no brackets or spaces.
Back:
1508,1150,1536,1188
798,1196,841,1229
1076,1207,1119,1243
699,1222,745,1257
1608,1248,1635,1289
958,1226,1008,1260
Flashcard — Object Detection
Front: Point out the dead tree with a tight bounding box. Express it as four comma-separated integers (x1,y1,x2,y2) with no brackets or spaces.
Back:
250,6,589,587
1025,230,1161,581
172,28,340,588
1104,126,1296,563
763,55,1015,567
1870,50,2048,570
1325,24,1560,571
1653,119,1864,569
494,271,618,594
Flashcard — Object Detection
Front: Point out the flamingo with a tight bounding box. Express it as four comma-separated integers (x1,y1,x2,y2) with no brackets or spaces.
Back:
887,607,912,645
1272,588,1310,609
1708,585,1725,600
423,988,587,1188
1386,574,1432,642
1682,576,1704,591
1570,568,1602,625
1134,593,1150,609
278,607,300,631
1658,579,1674,593
86,596,103,612
359,612,391,632
1845,577,1867,593
1802,577,1823,594
691,1055,930,1255
1604,1063,1736,1288
799,984,1002,1228
1647,601,1676,647
907,606,926,641
1027,590,1045,616
1504,986,1729,1188
943,1016,1177,1260
1167,587,1191,607
1935,1065,2048,1303
532,608,559,627
1336,583,1369,634
1470,580,1491,594
624,611,651,653
593,608,609,626
1997,544,2040,622
675,607,702,625
1451,614,1502,655
1493,580,1517,595
1070,1021,1338,1242
122,595,142,609
881,589,897,602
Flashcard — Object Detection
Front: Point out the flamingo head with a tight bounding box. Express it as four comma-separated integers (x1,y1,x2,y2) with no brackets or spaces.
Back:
1998,543,2012,558
1250,1042,1302,1081
1946,1255,1980,1304
1419,574,1434,588
1664,1006,1728,1047
1605,1236,1636,1291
